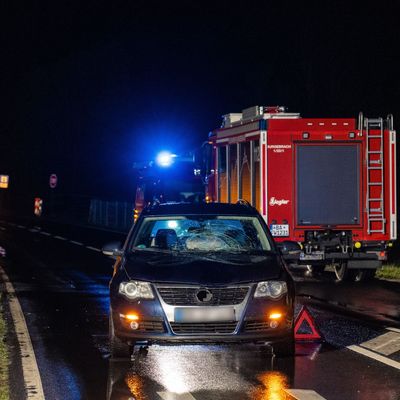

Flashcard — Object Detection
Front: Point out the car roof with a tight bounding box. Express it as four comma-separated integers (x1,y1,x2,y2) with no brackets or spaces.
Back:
141,202,260,217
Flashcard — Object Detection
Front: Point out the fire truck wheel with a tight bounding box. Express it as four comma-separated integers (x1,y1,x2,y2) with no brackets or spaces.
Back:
333,262,351,282
351,269,376,282
306,265,325,276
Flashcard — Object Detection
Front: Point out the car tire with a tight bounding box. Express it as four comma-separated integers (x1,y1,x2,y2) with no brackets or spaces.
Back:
109,312,133,359
273,332,295,357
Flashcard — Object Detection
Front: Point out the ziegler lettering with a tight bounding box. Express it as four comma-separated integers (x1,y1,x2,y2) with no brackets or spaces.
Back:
269,197,289,206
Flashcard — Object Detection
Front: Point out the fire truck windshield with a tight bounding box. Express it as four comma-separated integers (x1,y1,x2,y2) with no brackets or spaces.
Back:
131,216,273,254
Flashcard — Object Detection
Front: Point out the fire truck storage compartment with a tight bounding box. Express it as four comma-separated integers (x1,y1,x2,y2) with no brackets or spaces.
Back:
217,140,260,209
296,144,360,226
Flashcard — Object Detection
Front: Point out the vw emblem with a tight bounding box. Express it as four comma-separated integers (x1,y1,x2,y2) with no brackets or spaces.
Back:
196,289,213,303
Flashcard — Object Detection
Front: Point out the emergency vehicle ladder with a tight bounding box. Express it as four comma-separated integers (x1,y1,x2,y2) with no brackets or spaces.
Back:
365,117,385,234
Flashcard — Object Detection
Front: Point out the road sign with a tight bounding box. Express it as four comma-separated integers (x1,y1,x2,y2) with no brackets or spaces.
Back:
49,174,58,189
0,175,9,189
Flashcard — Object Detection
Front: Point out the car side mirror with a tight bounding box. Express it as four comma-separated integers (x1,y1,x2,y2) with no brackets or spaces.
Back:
102,242,124,258
278,241,302,255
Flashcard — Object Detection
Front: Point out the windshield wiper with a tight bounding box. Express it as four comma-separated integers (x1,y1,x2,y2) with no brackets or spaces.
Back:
131,247,174,254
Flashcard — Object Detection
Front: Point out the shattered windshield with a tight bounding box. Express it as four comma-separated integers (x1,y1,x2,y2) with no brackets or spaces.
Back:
131,215,273,254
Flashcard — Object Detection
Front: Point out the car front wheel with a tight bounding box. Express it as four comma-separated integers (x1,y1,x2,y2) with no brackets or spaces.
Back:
109,311,133,359
273,332,295,357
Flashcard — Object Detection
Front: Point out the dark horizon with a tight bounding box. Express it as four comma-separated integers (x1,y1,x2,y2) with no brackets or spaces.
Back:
1,1,400,201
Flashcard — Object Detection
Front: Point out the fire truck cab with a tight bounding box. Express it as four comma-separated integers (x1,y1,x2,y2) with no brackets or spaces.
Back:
206,105,397,281
133,152,205,221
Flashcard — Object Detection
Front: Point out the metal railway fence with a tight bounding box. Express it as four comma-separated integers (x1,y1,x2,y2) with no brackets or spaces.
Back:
88,199,133,232
0,192,133,232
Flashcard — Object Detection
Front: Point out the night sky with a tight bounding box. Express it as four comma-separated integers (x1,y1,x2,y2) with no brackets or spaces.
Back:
1,1,400,201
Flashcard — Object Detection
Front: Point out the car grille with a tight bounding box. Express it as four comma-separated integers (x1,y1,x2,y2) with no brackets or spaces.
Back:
137,321,165,333
156,286,249,306
170,322,237,334
243,320,272,333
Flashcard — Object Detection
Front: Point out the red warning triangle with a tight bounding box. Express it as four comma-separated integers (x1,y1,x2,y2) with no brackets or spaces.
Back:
294,305,323,341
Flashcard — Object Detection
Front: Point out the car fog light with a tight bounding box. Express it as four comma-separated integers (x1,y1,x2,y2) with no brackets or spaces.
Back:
130,321,139,330
354,241,362,249
269,320,279,328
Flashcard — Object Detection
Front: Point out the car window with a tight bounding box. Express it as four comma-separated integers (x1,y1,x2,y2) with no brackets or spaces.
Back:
131,215,272,252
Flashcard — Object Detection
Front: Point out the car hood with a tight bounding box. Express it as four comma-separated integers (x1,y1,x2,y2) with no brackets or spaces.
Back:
123,252,284,285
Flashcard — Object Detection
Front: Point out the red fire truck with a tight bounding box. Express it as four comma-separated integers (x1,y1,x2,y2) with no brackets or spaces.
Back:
206,105,397,281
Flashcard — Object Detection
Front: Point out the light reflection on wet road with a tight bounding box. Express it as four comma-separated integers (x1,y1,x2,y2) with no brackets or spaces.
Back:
105,341,400,400
294,267,400,325
107,345,294,400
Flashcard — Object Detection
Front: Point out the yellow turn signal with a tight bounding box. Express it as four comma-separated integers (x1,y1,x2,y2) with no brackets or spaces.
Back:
120,313,139,321
269,313,283,320
354,241,362,249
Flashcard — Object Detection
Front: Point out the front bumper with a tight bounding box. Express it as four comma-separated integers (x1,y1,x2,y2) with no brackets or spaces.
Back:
111,284,294,345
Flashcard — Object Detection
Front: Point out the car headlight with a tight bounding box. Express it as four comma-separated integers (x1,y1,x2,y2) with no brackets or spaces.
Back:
119,281,154,300
254,281,287,299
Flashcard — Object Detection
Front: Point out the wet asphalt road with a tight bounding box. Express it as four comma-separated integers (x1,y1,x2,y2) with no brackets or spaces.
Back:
0,218,399,400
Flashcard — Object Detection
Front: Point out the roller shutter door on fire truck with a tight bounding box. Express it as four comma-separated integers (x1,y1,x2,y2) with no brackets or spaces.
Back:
296,145,360,226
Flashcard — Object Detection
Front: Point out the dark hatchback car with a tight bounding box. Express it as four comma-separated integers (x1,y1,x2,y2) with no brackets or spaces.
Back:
105,202,295,358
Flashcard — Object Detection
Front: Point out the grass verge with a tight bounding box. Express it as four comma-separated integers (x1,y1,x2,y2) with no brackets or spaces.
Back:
0,295,9,400
376,263,400,280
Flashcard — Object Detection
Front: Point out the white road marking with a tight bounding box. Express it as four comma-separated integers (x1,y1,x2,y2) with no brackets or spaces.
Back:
348,345,400,370
29,229,40,233
11,284,82,294
17,225,26,229
0,227,6,231
360,331,400,356
25,228,99,252
283,389,327,400
86,246,101,252
53,236,67,241
0,266,45,399
157,393,197,400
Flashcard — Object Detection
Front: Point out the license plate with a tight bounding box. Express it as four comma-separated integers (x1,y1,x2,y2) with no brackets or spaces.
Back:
174,307,235,323
300,251,324,260
270,224,289,237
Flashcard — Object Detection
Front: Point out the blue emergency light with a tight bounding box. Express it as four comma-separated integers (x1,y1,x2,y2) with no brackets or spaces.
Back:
156,151,176,167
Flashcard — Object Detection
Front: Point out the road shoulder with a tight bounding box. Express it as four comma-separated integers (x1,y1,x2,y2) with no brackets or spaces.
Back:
0,264,45,400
